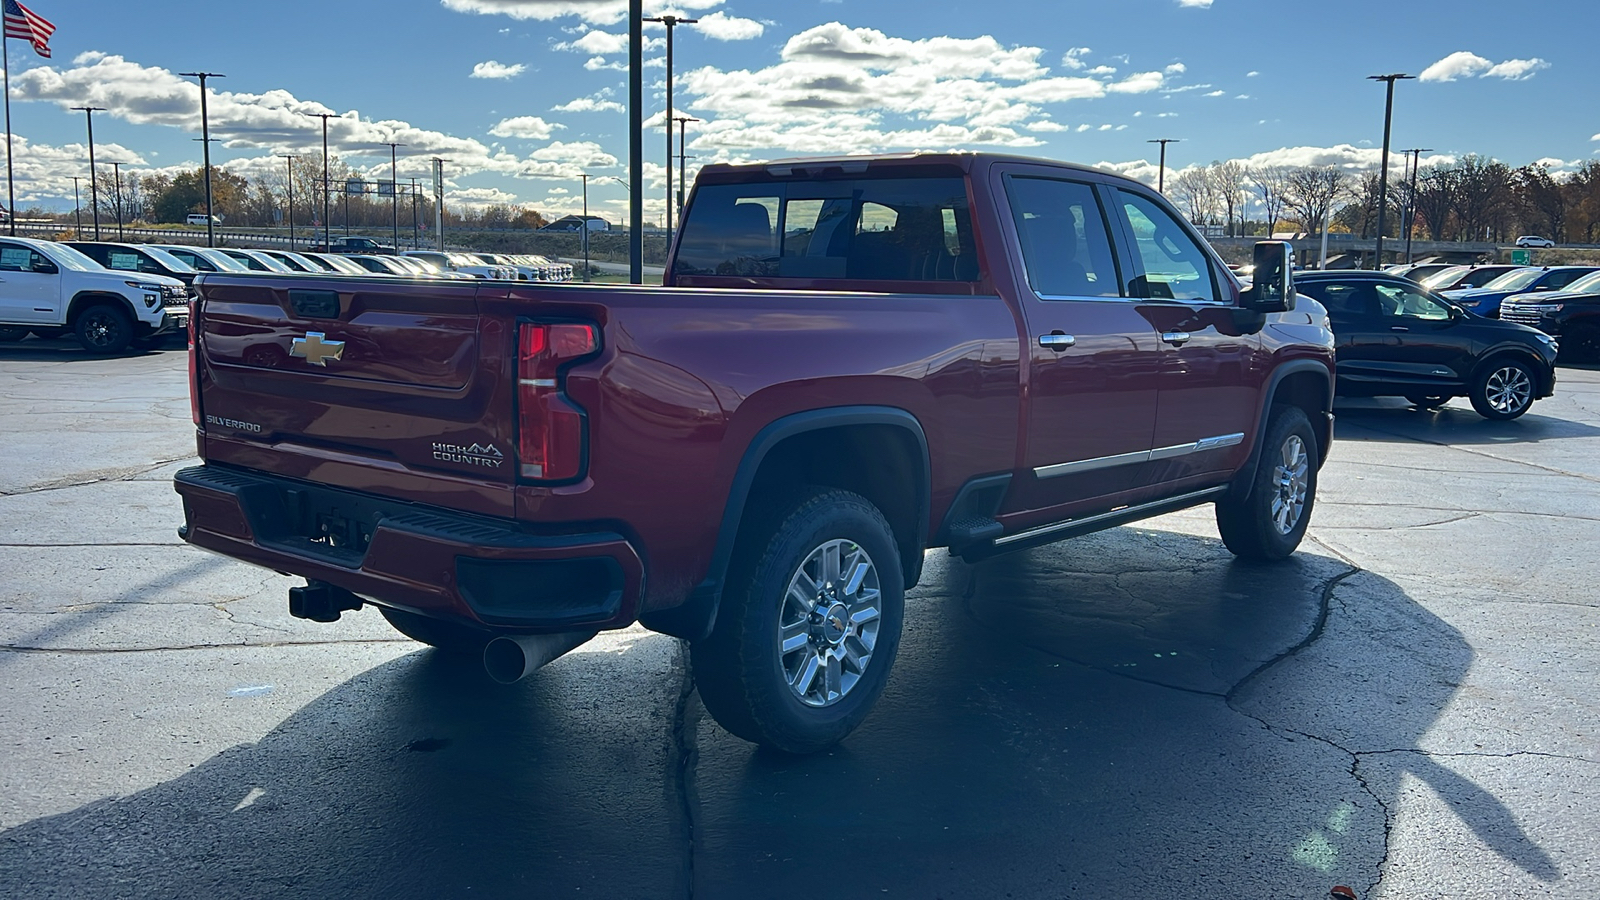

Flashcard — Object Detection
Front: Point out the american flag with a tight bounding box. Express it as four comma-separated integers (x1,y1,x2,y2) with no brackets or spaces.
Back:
3,0,54,59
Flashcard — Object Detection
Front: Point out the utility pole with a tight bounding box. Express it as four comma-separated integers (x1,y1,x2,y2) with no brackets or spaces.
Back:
109,161,123,240
1368,73,1413,269
1147,138,1178,193
410,177,419,249
432,158,446,251
385,142,404,251
70,106,106,239
1401,147,1432,264
71,176,82,235
304,112,337,252
579,172,590,282
674,115,699,221
644,14,697,239
279,154,296,250
179,73,225,247
629,0,643,283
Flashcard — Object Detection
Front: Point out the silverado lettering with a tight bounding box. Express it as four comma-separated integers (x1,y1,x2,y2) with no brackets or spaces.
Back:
175,152,1336,753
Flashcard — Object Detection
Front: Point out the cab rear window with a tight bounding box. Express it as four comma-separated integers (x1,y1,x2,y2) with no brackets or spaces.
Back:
673,177,978,282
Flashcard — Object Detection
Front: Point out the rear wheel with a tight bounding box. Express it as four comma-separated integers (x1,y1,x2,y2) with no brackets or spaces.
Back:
75,304,134,355
379,606,493,656
692,488,904,754
1469,358,1536,420
1216,405,1317,561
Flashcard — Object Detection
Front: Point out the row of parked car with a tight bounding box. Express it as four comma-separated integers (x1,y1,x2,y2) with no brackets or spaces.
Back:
0,237,579,355
1384,261,1600,361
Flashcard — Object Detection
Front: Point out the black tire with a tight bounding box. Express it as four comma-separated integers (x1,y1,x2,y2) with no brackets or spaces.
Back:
0,325,27,342
1405,394,1449,410
1216,405,1318,562
379,606,494,655
74,304,134,355
691,488,905,754
1468,357,1537,421
1560,323,1600,364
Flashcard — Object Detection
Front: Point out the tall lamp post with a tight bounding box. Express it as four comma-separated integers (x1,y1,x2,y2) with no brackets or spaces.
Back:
628,0,642,284
1147,138,1178,193
70,176,82,235
643,14,697,239
1401,147,1432,264
70,106,106,239
279,154,296,250
108,160,123,239
673,115,699,221
432,157,447,251
384,142,404,251
178,72,225,247
1368,73,1413,269
579,172,591,282
304,113,337,252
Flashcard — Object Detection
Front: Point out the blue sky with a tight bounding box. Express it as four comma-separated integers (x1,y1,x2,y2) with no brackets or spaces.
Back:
3,0,1594,223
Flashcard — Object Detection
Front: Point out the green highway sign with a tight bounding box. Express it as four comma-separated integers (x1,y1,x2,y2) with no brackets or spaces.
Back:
1511,249,1532,265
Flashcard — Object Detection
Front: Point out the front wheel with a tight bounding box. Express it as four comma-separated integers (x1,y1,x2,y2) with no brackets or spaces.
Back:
691,488,904,754
1469,358,1536,420
1216,405,1318,561
75,304,134,355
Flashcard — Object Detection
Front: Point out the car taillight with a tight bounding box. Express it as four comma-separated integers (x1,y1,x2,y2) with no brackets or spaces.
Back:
188,300,200,426
517,321,598,481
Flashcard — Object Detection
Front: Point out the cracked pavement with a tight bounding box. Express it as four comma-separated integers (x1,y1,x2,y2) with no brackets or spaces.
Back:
0,338,1596,898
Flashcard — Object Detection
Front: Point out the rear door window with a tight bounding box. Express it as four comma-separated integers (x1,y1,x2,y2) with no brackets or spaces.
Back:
674,177,978,283
1004,177,1121,298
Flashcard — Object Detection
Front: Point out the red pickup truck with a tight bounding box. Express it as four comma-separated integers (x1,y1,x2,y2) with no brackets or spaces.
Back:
176,152,1334,753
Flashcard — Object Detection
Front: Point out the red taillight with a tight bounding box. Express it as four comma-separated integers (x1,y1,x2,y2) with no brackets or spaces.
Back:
188,300,200,426
517,321,598,481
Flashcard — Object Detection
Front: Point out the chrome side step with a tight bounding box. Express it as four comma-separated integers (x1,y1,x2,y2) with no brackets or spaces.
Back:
960,486,1228,563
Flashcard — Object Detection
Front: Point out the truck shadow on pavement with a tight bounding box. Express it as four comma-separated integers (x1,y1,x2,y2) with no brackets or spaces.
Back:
0,530,1558,899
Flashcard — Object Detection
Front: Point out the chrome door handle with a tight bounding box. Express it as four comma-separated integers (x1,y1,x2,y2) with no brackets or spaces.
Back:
1161,331,1191,345
1038,333,1076,350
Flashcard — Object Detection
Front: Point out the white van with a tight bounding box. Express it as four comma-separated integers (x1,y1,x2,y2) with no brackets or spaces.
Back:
186,214,221,225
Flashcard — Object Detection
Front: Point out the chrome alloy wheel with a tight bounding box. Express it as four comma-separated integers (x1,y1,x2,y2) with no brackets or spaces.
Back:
1484,365,1533,415
778,538,882,708
1270,434,1310,535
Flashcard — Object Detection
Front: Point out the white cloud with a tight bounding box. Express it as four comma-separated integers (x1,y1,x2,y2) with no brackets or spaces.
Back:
1107,71,1165,93
526,140,617,167
694,11,764,41
489,115,563,139
442,0,727,26
1484,58,1549,80
552,95,626,113
448,186,522,209
1420,51,1549,82
470,60,527,79
1061,47,1091,70
566,29,628,54
1086,65,1117,76
584,56,625,71
1026,121,1069,132
1177,0,1213,6
1165,63,1186,74
1246,70,1259,77
1203,90,1224,97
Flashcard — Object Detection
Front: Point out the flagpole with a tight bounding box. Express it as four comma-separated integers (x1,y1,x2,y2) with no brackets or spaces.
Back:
4,34,15,236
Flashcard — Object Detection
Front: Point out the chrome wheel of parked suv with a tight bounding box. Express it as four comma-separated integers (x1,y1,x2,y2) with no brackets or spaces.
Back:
1215,405,1318,561
1469,359,1535,421
692,488,904,754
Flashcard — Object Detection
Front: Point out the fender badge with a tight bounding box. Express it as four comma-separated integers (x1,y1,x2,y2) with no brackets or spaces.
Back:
290,332,346,366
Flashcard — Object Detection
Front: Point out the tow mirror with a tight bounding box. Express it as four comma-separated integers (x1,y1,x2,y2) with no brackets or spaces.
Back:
1243,241,1295,313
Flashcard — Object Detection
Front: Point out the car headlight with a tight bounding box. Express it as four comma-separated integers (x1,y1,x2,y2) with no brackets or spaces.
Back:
126,280,165,292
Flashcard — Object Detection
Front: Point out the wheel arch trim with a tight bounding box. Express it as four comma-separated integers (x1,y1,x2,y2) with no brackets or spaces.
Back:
1233,359,1334,499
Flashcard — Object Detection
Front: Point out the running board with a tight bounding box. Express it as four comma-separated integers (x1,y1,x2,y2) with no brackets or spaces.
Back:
959,486,1228,563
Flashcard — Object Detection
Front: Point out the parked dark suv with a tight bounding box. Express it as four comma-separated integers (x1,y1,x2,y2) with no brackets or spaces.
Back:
1295,270,1558,420
1500,269,1600,362
65,241,199,289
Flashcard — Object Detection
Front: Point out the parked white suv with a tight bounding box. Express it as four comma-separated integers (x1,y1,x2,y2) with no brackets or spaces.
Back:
1515,235,1556,248
0,237,188,353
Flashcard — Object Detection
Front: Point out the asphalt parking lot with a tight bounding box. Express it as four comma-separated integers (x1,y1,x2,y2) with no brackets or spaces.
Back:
0,336,1596,899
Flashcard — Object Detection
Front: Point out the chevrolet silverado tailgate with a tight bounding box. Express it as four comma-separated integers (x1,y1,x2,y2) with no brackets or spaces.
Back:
195,275,516,517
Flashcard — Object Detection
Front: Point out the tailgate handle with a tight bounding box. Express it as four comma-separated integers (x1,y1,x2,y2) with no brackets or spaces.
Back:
290,289,341,319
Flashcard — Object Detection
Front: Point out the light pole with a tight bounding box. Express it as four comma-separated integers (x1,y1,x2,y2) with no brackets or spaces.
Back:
304,112,336,251
70,106,106,239
279,154,296,250
629,0,642,284
179,72,225,247
1147,138,1178,193
1368,73,1413,269
1400,147,1432,263
673,115,699,221
71,176,82,235
410,177,419,249
579,172,590,282
432,157,447,251
109,161,123,240
643,14,697,239
385,142,404,251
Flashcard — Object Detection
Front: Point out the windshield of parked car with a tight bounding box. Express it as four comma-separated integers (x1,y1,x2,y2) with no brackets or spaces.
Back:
1480,269,1542,292
1419,267,1467,289
196,249,250,271
134,246,198,273
1562,271,1600,294
37,241,101,272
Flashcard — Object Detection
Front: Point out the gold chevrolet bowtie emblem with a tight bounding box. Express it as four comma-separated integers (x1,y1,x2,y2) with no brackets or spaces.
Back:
289,332,346,366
